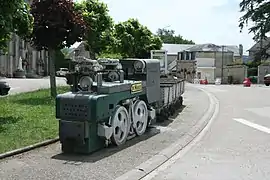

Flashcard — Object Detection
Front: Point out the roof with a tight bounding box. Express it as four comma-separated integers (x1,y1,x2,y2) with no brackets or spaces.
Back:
161,44,195,55
70,41,83,49
223,45,240,56
186,43,220,52
65,41,87,56
248,37,270,52
162,43,237,55
186,43,234,53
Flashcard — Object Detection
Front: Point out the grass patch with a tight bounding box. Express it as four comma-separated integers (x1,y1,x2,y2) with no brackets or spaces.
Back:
0,86,70,154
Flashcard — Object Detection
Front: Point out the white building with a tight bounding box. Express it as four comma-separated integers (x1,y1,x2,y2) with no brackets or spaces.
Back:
161,43,238,83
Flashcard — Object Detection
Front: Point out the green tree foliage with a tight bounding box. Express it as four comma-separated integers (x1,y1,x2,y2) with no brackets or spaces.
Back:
74,0,114,59
113,18,162,58
30,0,86,50
0,0,33,51
239,0,270,59
156,28,195,44
30,0,87,97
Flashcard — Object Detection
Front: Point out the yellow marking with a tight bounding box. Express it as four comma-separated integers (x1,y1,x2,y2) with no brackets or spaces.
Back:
131,82,142,93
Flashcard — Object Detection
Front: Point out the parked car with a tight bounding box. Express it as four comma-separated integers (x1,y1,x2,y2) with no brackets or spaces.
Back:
264,74,270,86
215,78,221,85
56,68,69,77
0,81,11,96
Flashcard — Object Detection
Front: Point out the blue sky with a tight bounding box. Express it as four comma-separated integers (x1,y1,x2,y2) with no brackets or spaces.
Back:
77,0,256,55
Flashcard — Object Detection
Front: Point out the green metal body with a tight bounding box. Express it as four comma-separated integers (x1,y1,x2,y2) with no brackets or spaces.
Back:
56,81,146,154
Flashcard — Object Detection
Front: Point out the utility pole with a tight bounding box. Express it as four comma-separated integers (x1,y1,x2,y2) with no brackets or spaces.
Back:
221,45,224,84
260,28,263,63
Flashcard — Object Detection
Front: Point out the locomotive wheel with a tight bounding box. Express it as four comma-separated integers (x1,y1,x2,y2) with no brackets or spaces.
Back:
133,100,148,136
111,105,130,146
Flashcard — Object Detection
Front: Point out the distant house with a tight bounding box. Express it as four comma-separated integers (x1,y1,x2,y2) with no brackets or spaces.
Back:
65,41,90,60
186,44,234,84
161,43,238,83
247,37,270,61
161,43,242,63
225,45,242,62
161,44,194,65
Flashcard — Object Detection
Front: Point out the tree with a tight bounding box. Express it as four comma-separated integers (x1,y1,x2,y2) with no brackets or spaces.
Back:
0,1,33,51
156,28,195,44
113,18,162,58
30,0,86,97
74,0,114,59
239,0,270,60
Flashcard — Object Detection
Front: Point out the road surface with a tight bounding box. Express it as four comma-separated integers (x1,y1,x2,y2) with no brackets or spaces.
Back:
143,84,270,180
0,84,210,180
1,77,67,94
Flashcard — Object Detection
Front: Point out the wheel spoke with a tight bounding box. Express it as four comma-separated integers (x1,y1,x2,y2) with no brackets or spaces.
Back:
111,105,130,146
133,100,148,136
120,118,126,132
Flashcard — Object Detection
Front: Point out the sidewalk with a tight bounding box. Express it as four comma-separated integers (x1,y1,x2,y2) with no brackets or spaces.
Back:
3,77,67,95
0,84,211,180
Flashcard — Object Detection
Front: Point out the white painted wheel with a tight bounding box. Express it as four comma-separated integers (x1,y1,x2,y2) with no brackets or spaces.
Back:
111,105,130,146
133,100,148,136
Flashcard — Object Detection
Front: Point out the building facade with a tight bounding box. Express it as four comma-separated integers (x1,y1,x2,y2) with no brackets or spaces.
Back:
0,34,49,77
162,43,235,83
0,0,49,77
180,46,234,83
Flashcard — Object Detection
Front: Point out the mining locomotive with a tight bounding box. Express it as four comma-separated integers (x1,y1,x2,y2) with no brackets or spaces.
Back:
56,56,185,154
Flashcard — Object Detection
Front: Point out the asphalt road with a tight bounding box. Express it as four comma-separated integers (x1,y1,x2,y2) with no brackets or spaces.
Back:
0,77,67,94
0,84,210,180
143,84,270,180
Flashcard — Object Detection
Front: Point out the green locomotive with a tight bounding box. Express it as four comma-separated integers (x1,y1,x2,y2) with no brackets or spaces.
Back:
56,56,185,154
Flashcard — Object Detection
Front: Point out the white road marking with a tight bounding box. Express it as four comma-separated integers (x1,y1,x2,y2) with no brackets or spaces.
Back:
233,118,270,134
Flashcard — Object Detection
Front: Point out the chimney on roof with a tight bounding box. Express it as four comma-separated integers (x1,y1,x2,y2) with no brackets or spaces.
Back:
239,44,243,57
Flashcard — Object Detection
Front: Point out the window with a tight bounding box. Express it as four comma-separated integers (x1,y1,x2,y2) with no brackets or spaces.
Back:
186,52,190,60
179,52,184,60
197,72,201,79
191,52,196,60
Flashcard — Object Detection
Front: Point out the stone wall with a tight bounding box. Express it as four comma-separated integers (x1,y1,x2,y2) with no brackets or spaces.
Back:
258,64,270,83
222,65,247,84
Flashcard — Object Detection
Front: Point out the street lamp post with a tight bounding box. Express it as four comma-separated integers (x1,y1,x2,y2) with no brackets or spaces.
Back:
221,45,225,84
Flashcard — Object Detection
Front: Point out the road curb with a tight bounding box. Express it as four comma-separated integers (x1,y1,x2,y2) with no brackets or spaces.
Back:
115,86,219,180
0,138,59,160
